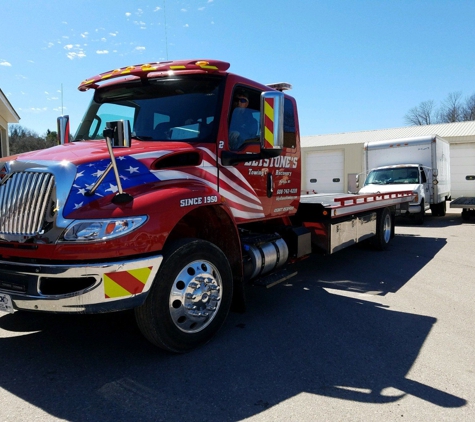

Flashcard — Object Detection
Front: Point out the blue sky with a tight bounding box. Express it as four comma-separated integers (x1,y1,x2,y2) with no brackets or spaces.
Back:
1,0,475,137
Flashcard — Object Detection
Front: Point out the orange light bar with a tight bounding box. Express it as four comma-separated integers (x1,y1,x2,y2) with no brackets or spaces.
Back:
78,59,230,91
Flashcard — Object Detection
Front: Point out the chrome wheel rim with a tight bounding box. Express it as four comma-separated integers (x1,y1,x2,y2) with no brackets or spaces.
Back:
383,214,391,243
169,259,222,333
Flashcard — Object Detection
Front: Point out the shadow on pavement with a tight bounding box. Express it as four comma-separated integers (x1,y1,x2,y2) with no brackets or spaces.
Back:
299,232,446,296
396,211,472,228
0,232,465,421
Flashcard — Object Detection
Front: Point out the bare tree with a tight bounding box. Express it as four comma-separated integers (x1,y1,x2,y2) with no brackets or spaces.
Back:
404,100,436,125
405,91,475,125
462,93,475,121
438,91,464,123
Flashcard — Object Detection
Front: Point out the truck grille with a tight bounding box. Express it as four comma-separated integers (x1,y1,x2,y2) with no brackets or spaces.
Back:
0,172,55,236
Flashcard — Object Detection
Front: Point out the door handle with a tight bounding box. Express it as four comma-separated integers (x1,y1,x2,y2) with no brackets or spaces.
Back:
267,172,273,198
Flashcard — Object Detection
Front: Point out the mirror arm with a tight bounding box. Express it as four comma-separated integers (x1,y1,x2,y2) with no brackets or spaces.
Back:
102,127,133,204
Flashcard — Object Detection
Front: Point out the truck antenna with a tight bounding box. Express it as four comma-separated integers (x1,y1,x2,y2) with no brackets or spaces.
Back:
163,0,169,60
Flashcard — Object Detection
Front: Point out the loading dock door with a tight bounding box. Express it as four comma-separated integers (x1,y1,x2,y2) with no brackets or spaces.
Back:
304,150,344,193
451,143,475,198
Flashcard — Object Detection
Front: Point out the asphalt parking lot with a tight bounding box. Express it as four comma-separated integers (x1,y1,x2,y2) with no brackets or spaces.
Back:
0,207,474,422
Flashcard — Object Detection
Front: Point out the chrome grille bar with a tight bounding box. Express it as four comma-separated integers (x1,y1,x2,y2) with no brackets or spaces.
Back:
0,172,55,236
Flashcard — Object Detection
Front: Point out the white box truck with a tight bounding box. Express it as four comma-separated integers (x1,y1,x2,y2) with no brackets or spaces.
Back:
358,135,451,224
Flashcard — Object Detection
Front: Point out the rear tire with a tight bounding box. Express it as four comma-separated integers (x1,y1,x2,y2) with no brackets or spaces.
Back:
439,201,447,217
135,239,233,353
462,209,470,221
372,208,392,251
430,201,446,217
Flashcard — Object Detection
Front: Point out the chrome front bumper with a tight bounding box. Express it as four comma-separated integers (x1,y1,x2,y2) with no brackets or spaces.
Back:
395,202,421,215
0,255,163,313
407,203,422,214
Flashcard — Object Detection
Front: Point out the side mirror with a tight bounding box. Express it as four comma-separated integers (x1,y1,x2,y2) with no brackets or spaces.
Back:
260,91,284,157
104,120,132,148
57,115,70,144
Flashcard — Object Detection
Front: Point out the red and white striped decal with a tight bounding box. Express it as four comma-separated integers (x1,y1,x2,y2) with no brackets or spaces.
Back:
202,148,265,220
130,148,265,221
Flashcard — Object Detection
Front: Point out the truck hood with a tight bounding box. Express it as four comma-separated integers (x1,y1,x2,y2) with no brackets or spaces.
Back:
359,183,419,195
11,139,200,166
3,140,215,221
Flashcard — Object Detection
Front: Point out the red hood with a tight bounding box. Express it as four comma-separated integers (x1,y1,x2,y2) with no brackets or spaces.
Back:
12,140,203,166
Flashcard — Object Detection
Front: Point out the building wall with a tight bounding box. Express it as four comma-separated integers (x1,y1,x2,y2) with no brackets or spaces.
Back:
301,143,364,193
1,88,21,157
0,115,8,157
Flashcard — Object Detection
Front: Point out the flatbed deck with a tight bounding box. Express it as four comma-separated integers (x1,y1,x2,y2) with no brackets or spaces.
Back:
450,197,475,208
300,191,414,218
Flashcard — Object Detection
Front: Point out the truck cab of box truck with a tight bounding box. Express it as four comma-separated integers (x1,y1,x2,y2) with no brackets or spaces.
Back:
359,164,428,223
358,136,451,223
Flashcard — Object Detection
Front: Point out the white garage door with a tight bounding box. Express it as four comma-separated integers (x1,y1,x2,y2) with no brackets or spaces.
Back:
451,143,475,198
304,150,344,194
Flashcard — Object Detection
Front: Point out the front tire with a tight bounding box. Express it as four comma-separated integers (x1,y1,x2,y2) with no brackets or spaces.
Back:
135,239,233,353
415,200,425,225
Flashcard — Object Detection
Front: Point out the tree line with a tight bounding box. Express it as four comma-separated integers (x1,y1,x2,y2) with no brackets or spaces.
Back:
8,125,58,155
405,92,475,126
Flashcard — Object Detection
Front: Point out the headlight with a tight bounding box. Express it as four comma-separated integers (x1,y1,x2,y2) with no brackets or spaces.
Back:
60,216,147,242
412,192,419,203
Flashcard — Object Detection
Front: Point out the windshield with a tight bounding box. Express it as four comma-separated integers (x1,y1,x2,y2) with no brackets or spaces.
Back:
74,74,225,143
364,167,420,186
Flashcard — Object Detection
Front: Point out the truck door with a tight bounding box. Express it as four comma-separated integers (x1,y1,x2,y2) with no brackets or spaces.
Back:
268,97,300,217
218,85,300,222
420,166,430,203
219,85,271,222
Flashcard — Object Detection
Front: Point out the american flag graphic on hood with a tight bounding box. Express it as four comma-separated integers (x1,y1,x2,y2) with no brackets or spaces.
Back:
63,155,158,216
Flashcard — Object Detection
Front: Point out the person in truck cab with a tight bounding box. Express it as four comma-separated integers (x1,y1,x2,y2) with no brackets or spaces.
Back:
228,90,258,150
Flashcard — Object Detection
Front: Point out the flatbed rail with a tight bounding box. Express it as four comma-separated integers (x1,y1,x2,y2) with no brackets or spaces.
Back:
300,191,414,218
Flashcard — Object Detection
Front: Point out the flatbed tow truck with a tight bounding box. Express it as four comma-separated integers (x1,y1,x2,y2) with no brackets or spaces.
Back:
0,59,413,352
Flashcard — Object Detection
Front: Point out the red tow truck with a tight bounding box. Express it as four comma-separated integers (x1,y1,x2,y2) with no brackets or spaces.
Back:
0,60,413,352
